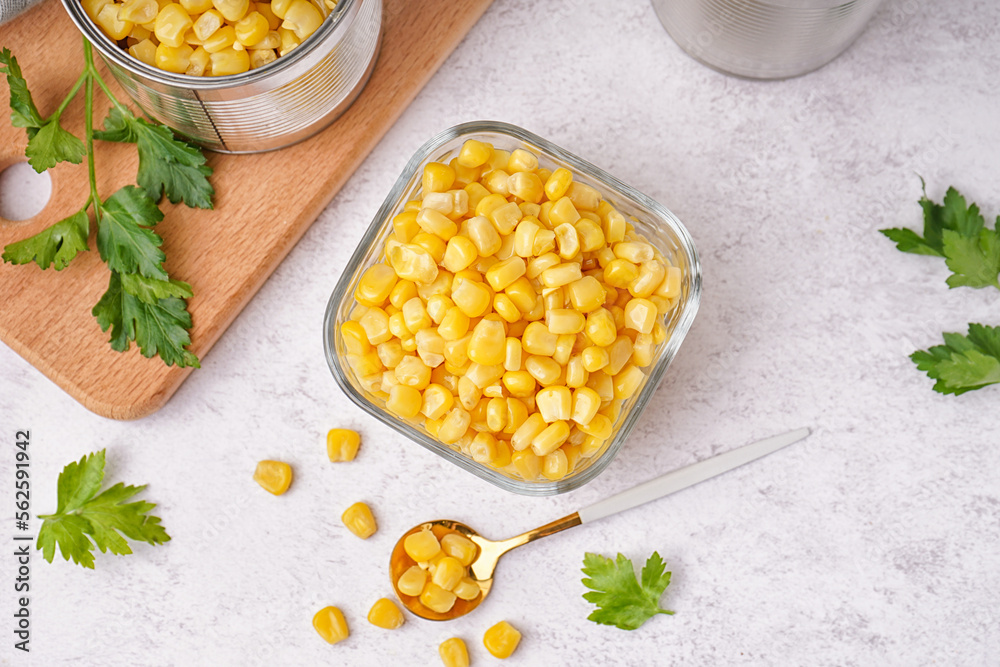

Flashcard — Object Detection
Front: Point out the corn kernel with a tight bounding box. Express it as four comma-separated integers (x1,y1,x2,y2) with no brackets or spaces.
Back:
439,637,470,667
129,38,158,65
488,201,522,235
438,407,471,444
511,412,546,451
458,139,492,168
542,449,570,480
507,148,538,173
431,556,465,591
623,297,657,334
121,0,159,22
483,620,522,659
209,45,250,75
453,577,481,601
451,278,491,318
604,207,626,243
212,0,247,20
355,264,397,306
507,171,544,203
417,384,453,420
464,363,503,391
423,162,456,194
404,529,441,562
531,420,570,456
581,345,609,372
235,9,269,45
467,319,506,366
524,355,561,387
566,181,601,211
397,565,428,596
327,428,360,461
566,276,606,313
536,385,571,422
341,501,377,539
565,354,588,388
580,412,613,439
570,386,601,426
313,606,349,645
614,241,655,263
511,449,540,480
614,364,645,400
420,583,457,614
186,46,212,74
540,262,582,289
585,308,617,347
532,228,556,256
394,355,431,389
386,243,438,285
544,167,572,201
482,169,510,196
468,430,496,463
367,598,404,630
253,460,292,495
387,384,422,418
504,276,537,312
657,265,683,299
485,256,526,291
546,308,585,335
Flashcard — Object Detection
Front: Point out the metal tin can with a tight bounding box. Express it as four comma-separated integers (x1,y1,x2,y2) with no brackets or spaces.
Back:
651,0,884,79
61,0,382,153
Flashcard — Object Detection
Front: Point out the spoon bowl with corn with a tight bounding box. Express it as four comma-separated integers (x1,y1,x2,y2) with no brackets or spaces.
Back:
390,427,811,621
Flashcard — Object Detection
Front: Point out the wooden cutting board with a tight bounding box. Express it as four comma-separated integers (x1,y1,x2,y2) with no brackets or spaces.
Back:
0,0,494,419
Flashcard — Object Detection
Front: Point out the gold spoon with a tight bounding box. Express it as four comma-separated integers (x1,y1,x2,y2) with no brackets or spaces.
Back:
390,427,811,620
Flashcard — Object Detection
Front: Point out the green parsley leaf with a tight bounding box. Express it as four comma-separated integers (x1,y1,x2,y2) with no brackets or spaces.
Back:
0,48,44,129
1,48,85,172
581,551,675,630
96,185,168,280
881,183,1000,290
941,225,1000,289
910,323,1000,395
37,449,171,569
24,117,86,172
121,272,193,303
1,208,90,269
95,106,214,209
93,271,200,368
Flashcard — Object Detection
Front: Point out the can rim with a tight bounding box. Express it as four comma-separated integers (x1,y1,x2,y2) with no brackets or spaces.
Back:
60,0,359,89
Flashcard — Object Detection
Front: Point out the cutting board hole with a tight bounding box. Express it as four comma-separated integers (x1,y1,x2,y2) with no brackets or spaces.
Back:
0,162,52,222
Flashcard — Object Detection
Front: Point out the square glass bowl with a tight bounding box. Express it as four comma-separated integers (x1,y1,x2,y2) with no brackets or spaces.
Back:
323,121,701,495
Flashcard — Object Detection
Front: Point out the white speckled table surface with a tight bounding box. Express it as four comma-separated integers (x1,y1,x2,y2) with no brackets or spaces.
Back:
2,0,999,665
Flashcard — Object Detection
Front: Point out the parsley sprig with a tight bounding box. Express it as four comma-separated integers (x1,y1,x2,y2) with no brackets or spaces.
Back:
0,40,211,367
581,551,675,630
881,183,999,394
880,181,1000,290
38,450,170,569
911,323,1000,395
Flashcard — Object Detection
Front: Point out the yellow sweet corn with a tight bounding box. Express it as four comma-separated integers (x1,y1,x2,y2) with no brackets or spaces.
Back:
420,583,457,614
439,637,470,667
313,606,349,645
367,598,404,630
341,501,377,539
483,620,522,659
253,460,292,495
397,565,428,596
343,140,685,482
326,428,360,461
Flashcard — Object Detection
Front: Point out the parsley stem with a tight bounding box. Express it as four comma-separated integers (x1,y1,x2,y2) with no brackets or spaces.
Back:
82,41,101,216
82,38,130,117
52,69,88,121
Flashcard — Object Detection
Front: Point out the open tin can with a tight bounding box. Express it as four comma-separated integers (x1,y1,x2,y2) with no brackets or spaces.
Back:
61,0,382,152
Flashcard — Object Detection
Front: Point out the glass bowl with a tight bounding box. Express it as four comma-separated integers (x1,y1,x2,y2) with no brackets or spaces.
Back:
323,121,701,495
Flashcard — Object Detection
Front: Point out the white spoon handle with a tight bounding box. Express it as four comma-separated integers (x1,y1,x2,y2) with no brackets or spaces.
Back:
577,427,811,524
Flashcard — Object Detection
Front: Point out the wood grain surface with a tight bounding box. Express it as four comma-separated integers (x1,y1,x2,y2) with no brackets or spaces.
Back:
0,0,493,419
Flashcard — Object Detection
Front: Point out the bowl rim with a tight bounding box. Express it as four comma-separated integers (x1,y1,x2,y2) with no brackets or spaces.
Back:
322,120,702,495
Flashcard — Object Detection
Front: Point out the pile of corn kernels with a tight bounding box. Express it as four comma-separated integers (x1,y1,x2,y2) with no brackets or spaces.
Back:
343,139,683,482
84,0,335,75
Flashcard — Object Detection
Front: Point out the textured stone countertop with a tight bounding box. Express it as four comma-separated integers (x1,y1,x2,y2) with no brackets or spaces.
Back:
1,0,998,665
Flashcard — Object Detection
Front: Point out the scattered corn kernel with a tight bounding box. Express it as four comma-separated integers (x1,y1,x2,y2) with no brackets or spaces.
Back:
341,501,377,539
439,637,470,667
483,620,522,659
253,460,292,495
367,598,405,630
312,606,349,645
326,428,360,461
